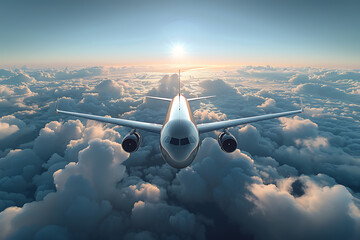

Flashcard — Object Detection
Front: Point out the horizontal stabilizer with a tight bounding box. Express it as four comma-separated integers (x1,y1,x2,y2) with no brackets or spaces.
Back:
145,96,172,102
187,95,216,102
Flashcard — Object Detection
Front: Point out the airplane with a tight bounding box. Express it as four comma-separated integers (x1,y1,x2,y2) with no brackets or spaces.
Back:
56,71,303,169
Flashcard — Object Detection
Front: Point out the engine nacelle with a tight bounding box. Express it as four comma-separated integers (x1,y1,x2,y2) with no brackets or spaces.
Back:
217,130,237,153
121,130,142,153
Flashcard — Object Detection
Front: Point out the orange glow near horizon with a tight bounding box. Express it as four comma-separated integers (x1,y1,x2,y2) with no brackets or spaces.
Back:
1,57,359,70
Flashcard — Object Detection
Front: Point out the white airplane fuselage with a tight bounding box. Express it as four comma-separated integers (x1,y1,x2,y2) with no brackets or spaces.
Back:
160,95,200,168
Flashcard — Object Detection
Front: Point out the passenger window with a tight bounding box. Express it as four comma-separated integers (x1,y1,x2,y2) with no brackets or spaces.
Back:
180,138,190,145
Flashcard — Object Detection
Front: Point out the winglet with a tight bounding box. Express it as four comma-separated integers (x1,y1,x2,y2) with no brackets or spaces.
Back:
55,99,59,113
300,97,303,113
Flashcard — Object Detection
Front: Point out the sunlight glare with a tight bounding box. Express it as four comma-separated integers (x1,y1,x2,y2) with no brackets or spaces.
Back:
172,44,185,57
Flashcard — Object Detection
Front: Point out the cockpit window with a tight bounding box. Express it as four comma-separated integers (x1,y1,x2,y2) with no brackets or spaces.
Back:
167,137,191,146
180,138,190,145
170,137,180,145
165,137,195,146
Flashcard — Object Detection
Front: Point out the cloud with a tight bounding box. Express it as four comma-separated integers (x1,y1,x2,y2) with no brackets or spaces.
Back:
0,115,36,151
146,74,183,99
258,98,276,109
319,71,360,82
29,71,55,81
289,74,311,84
0,138,125,239
247,176,360,240
0,122,19,140
279,116,318,143
0,85,14,96
0,69,15,78
92,79,127,100
235,124,275,156
0,148,41,211
1,73,36,85
237,66,295,81
193,109,226,122
0,66,359,240
33,120,84,160
293,83,348,100
54,67,105,80
0,136,206,239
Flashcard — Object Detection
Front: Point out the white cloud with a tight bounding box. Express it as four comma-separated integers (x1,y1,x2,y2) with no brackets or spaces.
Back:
0,66,359,239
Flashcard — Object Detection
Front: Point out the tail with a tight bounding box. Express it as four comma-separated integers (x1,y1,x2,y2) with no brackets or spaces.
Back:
178,69,181,97
178,69,181,110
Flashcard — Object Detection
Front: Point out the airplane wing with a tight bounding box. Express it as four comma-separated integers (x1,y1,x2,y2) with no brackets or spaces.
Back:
56,103,162,133
197,109,303,134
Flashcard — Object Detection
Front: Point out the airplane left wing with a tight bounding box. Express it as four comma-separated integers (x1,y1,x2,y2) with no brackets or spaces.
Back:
197,109,302,134
56,106,162,133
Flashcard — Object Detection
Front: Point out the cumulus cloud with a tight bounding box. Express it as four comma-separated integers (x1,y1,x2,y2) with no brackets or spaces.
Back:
54,67,105,80
258,98,276,109
29,71,55,81
235,124,275,156
289,73,311,84
0,69,15,78
0,136,206,239
279,116,318,143
33,120,84,160
92,79,128,100
0,122,19,140
293,83,348,100
0,115,36,150
0,66,359,240
247,176,360,240
193,109,227,122
1,73,36,85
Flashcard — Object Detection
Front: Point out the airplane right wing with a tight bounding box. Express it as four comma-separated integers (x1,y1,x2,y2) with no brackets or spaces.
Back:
56,103,162,133
197,109,302,134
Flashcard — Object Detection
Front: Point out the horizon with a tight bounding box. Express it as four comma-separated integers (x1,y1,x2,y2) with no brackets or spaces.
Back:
2,64,360,73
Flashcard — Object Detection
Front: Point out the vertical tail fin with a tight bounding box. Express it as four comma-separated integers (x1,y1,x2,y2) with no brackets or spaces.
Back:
178,69,181,97
178,69,181,110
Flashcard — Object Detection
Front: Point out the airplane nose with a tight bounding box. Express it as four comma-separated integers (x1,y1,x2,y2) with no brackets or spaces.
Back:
160,119,200,168
160,144,199,169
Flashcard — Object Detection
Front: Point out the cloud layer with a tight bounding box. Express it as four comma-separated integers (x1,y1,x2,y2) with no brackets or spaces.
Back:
0,66,359,239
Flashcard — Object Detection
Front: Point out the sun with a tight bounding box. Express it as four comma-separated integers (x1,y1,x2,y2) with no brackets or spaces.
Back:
172,44,185,57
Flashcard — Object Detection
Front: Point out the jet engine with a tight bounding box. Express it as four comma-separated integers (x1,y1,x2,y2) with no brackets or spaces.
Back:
217,130,237,153
121,130,142,153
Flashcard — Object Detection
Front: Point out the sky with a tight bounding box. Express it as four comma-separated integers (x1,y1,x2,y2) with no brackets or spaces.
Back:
1,0,360,68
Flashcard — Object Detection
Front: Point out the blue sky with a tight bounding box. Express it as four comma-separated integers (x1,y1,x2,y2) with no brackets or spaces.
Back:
1,0,360,67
